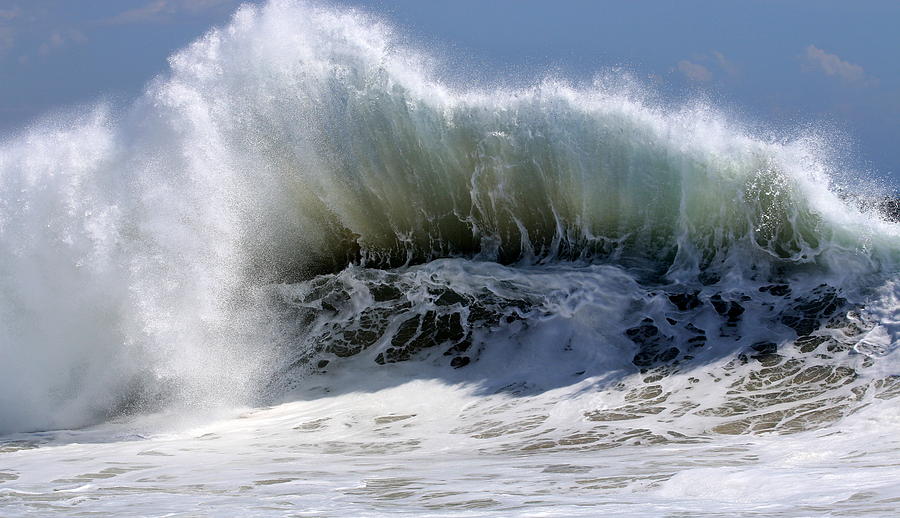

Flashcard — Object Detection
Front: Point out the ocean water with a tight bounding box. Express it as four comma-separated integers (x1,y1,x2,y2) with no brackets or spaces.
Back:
2,1,900,516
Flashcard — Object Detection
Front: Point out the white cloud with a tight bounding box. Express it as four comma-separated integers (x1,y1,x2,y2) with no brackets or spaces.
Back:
0,7,21,21
804,45,870,84
677,60,712,82
674,51,739,83
0,7,21,56
711,51,739,78
105,0,235,24
181,0,233,10
106,1,173,24
0,27,13,54
37,30,87,56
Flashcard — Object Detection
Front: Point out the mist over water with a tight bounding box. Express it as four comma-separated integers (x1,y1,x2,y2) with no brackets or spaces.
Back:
1,1,900,515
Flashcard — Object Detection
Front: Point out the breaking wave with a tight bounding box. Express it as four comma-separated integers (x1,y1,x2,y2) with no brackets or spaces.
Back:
0,0,898,436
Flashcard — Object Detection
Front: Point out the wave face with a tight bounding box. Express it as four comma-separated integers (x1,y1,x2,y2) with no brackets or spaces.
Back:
0,0,899,436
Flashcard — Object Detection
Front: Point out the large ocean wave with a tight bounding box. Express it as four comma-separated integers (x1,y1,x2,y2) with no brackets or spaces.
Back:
1,0,898,436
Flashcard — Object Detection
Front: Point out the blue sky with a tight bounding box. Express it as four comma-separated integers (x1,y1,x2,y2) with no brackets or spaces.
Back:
1,0,898,184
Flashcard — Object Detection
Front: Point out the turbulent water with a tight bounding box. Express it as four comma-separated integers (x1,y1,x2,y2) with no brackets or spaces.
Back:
2,1,900,516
